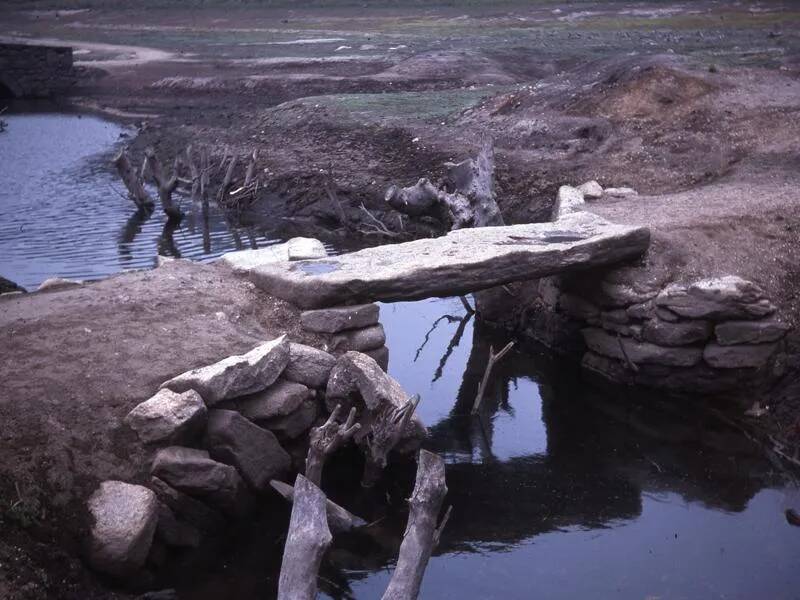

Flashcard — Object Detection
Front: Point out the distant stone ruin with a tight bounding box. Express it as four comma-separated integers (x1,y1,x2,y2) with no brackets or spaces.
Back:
0,42,74,98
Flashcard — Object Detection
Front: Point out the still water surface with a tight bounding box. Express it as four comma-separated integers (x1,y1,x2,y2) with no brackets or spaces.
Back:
2,110,798,599
0,107,300,290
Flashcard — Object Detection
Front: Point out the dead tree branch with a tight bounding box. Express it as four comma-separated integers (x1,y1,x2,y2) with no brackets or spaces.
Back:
277,474,332,600
305,404,361,487
144,147,182,220
362,394,421,488
381,450,449,600
471,341,515,415
270,479,367,534
113,148,154,212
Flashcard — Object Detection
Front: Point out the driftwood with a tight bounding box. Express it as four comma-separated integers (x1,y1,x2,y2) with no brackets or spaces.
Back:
471,341,515,415
385,144,503,230
113,149,154,212
382,450,450,600
270,479,367,534
305,404,361,487
361,394,421,488
143,147,182,220
277,474,332,600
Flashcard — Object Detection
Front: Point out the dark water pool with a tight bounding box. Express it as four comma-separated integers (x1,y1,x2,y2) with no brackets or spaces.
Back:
0,106,306,290
166,298,800,600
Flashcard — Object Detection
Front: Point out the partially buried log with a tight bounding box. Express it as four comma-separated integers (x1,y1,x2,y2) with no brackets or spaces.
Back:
270,479,367,534
382,449,450,600
277,474,332,600
113,149,154,212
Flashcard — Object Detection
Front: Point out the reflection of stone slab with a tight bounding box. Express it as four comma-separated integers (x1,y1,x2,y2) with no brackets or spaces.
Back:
250,213,650,309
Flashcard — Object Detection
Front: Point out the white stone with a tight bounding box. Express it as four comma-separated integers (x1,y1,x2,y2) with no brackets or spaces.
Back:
604,187,638,198
219,237,327,273
578,180,603,199
87,481,158,577
552,185,585,220
124,389,207,445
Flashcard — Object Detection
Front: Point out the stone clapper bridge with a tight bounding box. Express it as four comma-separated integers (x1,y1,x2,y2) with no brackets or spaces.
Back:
245,211,651,308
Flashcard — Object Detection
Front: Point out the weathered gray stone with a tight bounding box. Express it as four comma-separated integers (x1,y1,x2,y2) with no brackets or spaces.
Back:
203,409,290,492
300,303,380,334
234,380,312,421
582,327,703,367
604,187,638,198
559,293,600,320
600,280,660,306
155,503,201,548
655,307,680,322
124,389,207,445
642,319,712,347
261,398,319,439
363,345,390,371
578,180,603,199
87,481,159,577
703,343,779,369
331,324,386,352
552,185,584,219
149,477,225,533
219,237,327,273
600,309,630,325
627,300,655,320
249,212,650,308
655,276,775,320
537,276,561,308
601,321,642,339
160,336,289,406
150,447,253,517
283,343,336,388
714,319,790,346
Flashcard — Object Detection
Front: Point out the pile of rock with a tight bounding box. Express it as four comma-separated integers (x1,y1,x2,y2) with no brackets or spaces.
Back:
299,303,390,370
86,333,421,579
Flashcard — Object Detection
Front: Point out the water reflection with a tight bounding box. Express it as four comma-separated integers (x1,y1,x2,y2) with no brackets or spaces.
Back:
0,108,325,289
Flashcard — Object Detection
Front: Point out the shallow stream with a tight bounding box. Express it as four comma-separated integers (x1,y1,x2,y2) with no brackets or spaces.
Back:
2,108,799,599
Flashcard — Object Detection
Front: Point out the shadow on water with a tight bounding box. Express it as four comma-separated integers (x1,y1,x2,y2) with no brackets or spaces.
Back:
166,298,800,600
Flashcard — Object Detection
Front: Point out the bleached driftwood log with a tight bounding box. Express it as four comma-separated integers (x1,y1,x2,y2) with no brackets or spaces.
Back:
277,474,332,600
382,449,450,600
385,144,503,230
113,149,154,212
143,147,182,220
270,479,367,534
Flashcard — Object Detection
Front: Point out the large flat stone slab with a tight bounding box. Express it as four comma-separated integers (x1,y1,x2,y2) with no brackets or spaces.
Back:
249,212,650,309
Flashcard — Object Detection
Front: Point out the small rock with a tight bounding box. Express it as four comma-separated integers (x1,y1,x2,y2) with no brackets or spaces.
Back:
151,447,253,517
300,304,380,334
552,185,584,220
656,276,775,320
627,300,655,320
714,319,790,346
600,309,630,325
332,324,386,352
155,503,200,548
642,319,712,347
703,342,779,369
287,238,328,261
124,389,207,445
283,343,336,388
204,410,291,492
655,307,680,322
37,277,83,292
219,237,327,272
582,327,703,367
160,336,290,406
87,481,158,577
235,380,312,421
261,398,319,440
577,180,603,199
604,187,638,198
149,477,225,533
600,280,660,307
0,275,26,294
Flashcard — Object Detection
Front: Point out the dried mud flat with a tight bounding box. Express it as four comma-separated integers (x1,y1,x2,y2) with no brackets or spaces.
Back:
2,1,800,598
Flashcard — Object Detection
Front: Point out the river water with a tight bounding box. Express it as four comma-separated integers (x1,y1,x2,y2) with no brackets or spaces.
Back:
0,106,300,290
2,109,799,599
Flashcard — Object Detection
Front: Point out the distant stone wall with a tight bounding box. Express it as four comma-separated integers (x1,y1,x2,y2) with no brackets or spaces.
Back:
0,43,74,98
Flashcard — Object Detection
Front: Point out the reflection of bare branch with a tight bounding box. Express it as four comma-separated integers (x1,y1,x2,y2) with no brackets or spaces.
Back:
471,341,515,415
433,312,473,382
459,295,475,314
414,314,461,362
